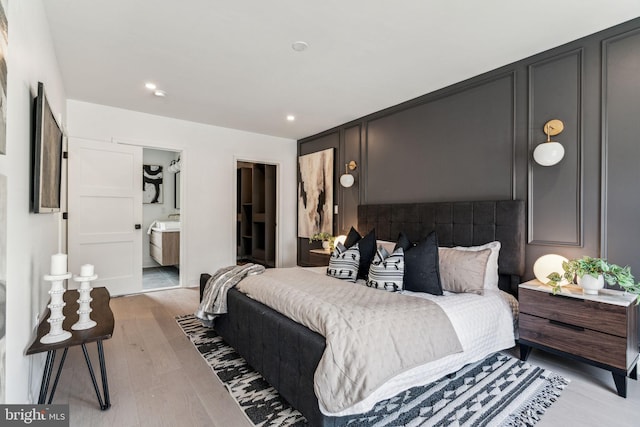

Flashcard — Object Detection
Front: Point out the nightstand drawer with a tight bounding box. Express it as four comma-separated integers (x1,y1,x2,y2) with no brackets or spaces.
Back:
519,287,628,337
520,313,628,370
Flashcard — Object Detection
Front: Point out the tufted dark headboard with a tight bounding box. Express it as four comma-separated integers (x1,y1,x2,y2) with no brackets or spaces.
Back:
357,200,525,296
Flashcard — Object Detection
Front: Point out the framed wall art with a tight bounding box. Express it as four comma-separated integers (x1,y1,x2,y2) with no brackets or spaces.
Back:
297,148,333,238
143,164,163,204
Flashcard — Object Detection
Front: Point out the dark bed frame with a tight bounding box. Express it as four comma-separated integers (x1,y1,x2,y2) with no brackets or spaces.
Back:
200,200,525,427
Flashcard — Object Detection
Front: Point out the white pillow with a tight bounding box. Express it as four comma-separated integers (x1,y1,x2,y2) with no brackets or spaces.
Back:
327,242,360,282
452,241,501,290
367,247,404,292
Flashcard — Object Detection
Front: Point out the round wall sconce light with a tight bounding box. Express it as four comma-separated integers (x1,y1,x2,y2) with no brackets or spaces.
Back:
339,161,357,188
533,119,565,166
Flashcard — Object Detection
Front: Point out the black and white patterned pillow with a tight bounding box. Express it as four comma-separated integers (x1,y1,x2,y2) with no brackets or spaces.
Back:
367,247,404,292
326,243,360,282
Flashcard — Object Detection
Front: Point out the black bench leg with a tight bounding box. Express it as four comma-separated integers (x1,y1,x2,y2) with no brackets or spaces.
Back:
97,340,111,409
82,343,106,409
38,350,56,404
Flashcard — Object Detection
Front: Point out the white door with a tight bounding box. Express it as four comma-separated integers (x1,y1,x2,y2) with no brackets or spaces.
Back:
68,138,143,296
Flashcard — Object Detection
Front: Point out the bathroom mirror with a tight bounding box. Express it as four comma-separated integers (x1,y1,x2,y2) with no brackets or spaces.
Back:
174,171,181,209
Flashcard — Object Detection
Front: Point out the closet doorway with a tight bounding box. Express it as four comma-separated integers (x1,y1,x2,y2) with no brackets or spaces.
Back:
236,161,277,267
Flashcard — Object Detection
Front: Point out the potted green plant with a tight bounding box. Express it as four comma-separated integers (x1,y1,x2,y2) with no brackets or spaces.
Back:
547,256,640,301
309,232,335,251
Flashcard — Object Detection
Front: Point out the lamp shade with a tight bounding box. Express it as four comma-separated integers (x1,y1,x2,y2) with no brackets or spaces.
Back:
533,254,569,285
339,173,354,188
533,141,565,166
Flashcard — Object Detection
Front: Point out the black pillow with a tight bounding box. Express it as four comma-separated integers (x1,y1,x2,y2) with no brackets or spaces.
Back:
394,231,412,251
403,231,443,295
344,226,361,249
342,227,377,280
356,229,377,280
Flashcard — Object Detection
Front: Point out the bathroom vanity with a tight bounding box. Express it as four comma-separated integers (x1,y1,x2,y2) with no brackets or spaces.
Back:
150,229,180,266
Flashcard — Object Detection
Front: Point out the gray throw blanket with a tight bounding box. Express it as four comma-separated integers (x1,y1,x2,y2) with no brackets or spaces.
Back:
195,263,265,326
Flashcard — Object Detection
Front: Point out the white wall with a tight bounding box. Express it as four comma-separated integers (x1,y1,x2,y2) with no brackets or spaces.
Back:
142,148,180,268
66,101,298,288
0,0,67,403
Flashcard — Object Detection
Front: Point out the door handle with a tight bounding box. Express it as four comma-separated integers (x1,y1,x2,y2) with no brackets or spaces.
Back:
135,224,141,230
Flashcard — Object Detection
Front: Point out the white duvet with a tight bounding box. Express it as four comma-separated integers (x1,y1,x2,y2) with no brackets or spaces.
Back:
305,267,516,417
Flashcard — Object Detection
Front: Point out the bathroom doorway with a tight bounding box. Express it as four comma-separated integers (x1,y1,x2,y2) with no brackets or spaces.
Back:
143,147,182,290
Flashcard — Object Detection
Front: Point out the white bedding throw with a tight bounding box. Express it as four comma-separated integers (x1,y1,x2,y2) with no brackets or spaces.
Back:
236,267,463,413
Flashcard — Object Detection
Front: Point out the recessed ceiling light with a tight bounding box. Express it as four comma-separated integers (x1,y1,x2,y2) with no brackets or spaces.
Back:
286,115,295,122
291,41,308,52
154,90,167,97
145,82,157,90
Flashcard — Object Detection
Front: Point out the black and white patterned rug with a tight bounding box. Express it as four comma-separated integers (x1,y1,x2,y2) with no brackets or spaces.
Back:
177,314,568,427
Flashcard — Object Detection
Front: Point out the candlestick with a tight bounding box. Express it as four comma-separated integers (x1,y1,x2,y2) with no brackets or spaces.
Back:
72,271,98,330
40,271,72,344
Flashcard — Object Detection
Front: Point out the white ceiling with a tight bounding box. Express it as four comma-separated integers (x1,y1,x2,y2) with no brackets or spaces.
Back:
42,0,640,140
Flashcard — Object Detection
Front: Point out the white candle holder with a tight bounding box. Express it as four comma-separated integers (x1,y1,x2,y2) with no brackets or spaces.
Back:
40,272,73,344
71,273,98,330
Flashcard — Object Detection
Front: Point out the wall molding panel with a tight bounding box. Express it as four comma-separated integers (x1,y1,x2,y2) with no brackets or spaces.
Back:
600,28,640,269
527,48,584,246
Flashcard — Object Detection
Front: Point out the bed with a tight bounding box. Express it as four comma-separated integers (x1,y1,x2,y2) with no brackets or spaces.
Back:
199,200,525,426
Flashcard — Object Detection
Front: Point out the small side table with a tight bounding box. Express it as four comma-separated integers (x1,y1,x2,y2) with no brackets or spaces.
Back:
309,248,331,267
518,280,638,397
26,287,114,410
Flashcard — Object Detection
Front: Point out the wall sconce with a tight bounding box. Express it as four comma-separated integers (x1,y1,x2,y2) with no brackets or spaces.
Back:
533,119,565,166
339,160,357,188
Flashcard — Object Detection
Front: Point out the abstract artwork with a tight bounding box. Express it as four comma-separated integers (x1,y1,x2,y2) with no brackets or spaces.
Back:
297,148,333,238
0,174,6,403
143,164,163,204
0,0,7,155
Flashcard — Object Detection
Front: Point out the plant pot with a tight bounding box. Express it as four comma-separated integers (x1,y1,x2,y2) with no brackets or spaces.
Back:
578,274,604,295
322,241,330,250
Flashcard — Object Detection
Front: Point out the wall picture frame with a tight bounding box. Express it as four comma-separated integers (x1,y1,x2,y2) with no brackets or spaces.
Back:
297,148,333,238
143,164,163,204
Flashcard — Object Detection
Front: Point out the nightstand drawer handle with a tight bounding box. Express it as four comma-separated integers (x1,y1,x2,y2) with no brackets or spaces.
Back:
549,319,584,332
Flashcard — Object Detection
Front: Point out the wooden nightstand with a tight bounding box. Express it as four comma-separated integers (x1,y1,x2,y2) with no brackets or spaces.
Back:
308,248,331,267
518,280,639,397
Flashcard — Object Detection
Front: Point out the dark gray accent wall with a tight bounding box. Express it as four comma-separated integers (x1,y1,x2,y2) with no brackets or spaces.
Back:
298,17,640,283
365,74,515,204
602,28,640,276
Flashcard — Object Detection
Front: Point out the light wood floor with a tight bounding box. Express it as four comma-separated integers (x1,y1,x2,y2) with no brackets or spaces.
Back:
53,287,639,427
